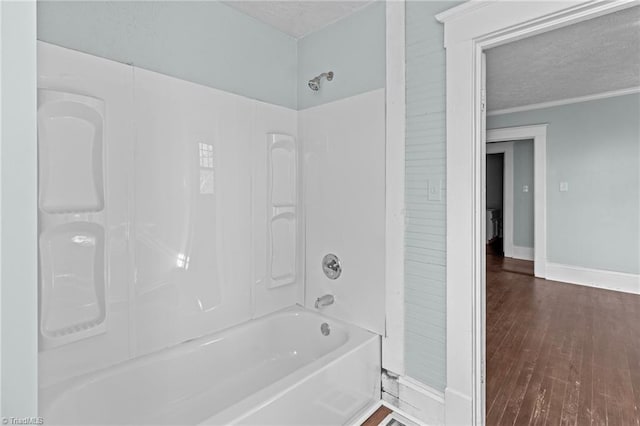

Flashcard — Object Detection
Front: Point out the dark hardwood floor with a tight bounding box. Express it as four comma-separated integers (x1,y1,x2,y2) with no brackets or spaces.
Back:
361,405,392,426
486,255,640,425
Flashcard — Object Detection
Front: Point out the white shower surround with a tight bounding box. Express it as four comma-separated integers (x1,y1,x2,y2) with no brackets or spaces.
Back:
37,41,386,424
300,89,386,336
37,41,302,386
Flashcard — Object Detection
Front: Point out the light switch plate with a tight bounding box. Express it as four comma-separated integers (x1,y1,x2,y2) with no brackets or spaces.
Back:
559,182,569,192
523,185,529,193
427,179,442,201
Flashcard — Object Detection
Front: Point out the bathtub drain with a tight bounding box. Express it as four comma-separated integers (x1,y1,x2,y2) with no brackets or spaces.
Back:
320,323,330,336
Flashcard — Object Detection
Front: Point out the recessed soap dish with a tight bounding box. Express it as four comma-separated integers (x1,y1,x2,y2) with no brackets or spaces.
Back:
38,89,105,214
39,222,107,349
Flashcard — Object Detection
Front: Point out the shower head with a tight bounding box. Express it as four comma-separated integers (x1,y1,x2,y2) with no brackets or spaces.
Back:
308,71,334,91
308,79,320,91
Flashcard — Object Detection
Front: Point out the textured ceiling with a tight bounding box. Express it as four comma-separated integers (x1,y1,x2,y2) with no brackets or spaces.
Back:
223,1,375,38
486,6,640,112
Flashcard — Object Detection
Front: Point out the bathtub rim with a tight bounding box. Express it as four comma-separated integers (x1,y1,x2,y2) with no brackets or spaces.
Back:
203,320,380,425
39,304,380,422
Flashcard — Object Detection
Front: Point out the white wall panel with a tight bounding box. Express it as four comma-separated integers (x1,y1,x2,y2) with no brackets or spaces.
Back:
37,43,300,386
37,42,134,387
252,103,301,317
132,69,299,356
132,68,253,356
301,89,385,335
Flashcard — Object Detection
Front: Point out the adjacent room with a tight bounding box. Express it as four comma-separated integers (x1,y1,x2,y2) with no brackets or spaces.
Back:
484,6,640,424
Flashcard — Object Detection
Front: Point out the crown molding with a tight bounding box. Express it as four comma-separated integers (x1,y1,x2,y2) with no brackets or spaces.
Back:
435,0,491,24
487,87,640,116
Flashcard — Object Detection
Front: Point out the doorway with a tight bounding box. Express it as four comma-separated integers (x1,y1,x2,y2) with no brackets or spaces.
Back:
486,126,546,278
485,152,503,257
482,7,639,426
437,2,640,424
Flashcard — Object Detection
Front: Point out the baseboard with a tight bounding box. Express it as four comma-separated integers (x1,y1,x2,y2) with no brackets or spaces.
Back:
546,262,640,295
510,245,533,261
503,243,513,258
444,387,472,425
381,400,431,426
382,374,445,425
348,400,383,426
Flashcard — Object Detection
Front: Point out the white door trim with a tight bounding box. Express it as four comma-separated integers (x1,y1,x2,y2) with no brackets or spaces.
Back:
487,125,547,277
436,1,638,424
383,0,406,376
0,0,38,416
485,141,514,258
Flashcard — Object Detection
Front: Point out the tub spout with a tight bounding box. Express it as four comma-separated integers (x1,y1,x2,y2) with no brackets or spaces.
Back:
315,294,335,309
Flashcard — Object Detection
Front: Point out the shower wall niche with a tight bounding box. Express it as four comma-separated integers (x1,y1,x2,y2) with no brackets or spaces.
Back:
267,133,298,289
38,89,108,349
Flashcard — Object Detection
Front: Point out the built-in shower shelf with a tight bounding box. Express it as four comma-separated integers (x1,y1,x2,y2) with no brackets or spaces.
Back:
46,318,105,338
272,205,296,216
38,88,109,350
266,133,298,289
38,89,105,214
39,222,107,349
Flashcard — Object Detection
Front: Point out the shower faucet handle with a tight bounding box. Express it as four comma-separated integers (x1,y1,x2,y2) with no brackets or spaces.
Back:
322,253,342,280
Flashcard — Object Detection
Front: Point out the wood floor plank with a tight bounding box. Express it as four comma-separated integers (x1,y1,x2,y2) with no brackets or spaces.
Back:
605,400,623,426
575,346,593,426
546,378,568,426
590,364,607,426
625,343,640,425
515,324,557,425
500,324,549,425
531,373,554,426
360,405,392,426
487,328,534,422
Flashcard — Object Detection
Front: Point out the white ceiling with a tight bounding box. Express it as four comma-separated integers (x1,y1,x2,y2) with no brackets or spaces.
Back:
486,6,640,112
223,1,375,39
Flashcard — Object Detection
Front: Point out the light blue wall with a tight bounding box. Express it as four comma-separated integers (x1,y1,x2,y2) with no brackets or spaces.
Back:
513,140,534,248
404,0,462,392
38,1,386,111
1,0,38,416
488,94,640,274
37,1,298,109
297,1,385,110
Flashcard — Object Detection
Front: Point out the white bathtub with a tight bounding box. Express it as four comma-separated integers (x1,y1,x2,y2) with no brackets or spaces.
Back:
39,306,381,425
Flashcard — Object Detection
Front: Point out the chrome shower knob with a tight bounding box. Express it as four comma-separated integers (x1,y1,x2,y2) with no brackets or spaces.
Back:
322,253,341,280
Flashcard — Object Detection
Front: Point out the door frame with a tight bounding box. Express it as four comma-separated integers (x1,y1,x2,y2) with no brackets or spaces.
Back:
0,0,38,417
435,1,638,424
487,125,548,277
383,0,406,375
